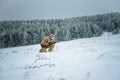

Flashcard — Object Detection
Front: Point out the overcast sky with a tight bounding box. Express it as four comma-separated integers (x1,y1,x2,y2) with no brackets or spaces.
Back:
0,0,120,20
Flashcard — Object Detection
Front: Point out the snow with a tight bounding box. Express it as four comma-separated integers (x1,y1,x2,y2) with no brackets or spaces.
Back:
0,33,120,80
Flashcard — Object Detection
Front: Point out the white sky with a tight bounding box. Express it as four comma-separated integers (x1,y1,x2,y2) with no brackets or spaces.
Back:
0,0,120,20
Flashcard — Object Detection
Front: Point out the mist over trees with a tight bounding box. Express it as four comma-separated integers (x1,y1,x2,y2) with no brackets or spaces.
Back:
0,12,120,48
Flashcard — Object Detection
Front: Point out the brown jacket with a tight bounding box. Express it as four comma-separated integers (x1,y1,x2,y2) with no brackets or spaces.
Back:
41,36,52,46
41,34,55,46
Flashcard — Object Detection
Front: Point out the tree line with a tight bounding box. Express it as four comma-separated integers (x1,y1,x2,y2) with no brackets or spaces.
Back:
0,12,120,48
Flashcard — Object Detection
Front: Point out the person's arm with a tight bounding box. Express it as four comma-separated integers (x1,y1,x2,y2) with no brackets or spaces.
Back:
48,38,57,45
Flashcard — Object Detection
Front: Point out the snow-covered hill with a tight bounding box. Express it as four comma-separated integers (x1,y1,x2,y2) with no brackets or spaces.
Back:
0,33,120,80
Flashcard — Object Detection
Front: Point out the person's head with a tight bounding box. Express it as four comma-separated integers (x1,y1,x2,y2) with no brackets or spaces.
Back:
49,34,55,40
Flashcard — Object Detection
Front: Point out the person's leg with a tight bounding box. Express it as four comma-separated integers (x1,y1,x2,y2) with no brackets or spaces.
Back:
40,47,47,52
48,44,55,52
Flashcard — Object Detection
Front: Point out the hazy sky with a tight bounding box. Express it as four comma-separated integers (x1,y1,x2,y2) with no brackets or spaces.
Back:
0,0,120,20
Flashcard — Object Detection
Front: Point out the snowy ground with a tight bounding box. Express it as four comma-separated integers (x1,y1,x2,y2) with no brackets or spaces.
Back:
0,33,120,80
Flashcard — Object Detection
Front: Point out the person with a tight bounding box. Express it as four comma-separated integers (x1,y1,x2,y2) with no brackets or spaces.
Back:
40,34,56,52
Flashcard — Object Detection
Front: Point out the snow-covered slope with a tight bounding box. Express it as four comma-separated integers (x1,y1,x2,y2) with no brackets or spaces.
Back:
0,34,120,80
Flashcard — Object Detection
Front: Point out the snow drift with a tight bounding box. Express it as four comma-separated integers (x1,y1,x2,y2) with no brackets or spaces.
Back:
0,33,120,80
